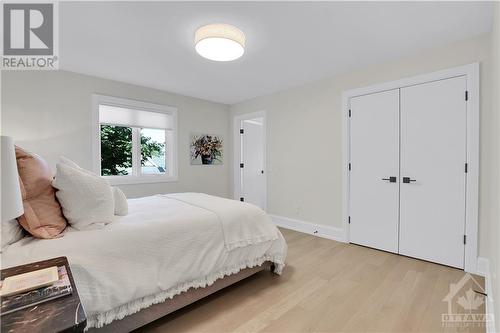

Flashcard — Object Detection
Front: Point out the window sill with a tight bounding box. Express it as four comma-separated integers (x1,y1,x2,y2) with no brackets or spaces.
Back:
103,175,178,185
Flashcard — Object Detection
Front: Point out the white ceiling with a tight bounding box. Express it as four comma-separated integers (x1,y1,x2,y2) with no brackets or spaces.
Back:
60,2,493,105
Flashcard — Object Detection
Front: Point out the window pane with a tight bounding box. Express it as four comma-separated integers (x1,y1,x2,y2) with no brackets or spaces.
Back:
100,125,133,176
140,128,166,174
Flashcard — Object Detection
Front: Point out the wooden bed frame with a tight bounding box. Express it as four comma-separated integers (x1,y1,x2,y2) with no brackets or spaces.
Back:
87,261,274,332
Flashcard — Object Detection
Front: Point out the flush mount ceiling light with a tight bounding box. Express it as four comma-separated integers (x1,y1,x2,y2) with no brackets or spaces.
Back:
195,24,245,61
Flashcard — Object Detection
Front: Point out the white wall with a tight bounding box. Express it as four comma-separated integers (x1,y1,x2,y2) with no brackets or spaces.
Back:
489,3,500,331
2,34,495,264
230,34,494,257
1,70,231,198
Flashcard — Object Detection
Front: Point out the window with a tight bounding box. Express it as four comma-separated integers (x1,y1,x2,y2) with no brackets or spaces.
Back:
92,95,177,184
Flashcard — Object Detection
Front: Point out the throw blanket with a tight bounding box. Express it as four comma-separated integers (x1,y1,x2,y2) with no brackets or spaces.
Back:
2,194,287,329
163,193,278,250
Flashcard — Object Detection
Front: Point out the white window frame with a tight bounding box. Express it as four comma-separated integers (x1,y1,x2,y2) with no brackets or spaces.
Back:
91,94,178,185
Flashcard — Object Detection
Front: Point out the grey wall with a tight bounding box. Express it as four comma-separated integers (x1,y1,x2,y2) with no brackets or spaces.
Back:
230,34,493,257
488,3,500,330
1,70,231,198
2,33,496,264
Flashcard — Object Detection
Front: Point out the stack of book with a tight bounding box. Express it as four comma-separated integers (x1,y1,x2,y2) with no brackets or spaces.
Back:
0,266,72,315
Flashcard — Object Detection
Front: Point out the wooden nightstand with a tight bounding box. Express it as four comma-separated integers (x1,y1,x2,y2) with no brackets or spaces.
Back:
1,257,87,333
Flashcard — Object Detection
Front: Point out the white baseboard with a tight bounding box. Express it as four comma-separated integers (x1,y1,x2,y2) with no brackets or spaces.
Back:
270,217,495,331
477,257,490,277
270,214,346,243
270,215,494,331
477,257,496,333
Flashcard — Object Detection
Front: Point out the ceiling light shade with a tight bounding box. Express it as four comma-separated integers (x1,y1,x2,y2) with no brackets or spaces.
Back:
195,24,245,61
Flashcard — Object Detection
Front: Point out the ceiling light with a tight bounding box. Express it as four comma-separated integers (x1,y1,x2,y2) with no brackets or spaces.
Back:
195,24,245,61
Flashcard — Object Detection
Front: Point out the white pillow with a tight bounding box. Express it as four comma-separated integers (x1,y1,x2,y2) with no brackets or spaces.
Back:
1,219,24,249
52,163,114,230
112,187,128,216
59,157,128,216
59,156,81,169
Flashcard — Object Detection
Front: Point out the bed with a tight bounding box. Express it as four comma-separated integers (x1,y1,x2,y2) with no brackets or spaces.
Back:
1,193,287,331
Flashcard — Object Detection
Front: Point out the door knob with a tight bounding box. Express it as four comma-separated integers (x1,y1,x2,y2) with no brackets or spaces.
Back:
382,176,397,183
403,177,416,183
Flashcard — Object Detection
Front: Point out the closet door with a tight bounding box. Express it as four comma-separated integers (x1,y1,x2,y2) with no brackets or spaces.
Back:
399,76,467,268
349,89,400,253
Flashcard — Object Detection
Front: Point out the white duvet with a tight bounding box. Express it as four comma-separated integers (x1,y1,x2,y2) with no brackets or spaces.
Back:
1,194,287,329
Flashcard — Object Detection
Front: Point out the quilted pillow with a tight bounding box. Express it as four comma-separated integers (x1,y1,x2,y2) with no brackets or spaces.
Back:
52,163,115,230
112,187,128,216
15,146,67,238
58,156,128,216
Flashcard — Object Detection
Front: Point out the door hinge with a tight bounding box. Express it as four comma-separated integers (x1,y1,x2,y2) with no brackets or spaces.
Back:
240,129,244,134
348,216,351,224
349,109,351,118
240,197,244,202
464,235,467,245
240,163,244,168
465,91,469,101
465,163,468,173
348,163,351,171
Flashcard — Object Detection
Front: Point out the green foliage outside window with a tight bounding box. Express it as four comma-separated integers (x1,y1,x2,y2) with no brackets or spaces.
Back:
100,125,165,176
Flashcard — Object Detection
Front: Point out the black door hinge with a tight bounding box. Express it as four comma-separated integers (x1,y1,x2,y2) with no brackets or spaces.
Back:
464,235,467,244
240,197,244,202
348,216,351,224
349,109,351,118
240,129,244,134
240,163,244,168
465,91,469,101
465,163,468,173
348,163,351,171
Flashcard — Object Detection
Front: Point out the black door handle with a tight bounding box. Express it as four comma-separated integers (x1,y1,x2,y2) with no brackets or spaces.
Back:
403,177,416,183
382,176,397,183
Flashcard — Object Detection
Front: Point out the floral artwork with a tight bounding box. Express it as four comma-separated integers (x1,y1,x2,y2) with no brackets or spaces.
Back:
190,134,223,165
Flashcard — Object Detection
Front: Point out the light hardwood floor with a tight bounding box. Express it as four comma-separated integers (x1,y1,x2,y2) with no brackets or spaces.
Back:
136,228,486,333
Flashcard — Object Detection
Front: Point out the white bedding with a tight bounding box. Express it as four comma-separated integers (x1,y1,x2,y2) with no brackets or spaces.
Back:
1,193,287,329
163,193,279,250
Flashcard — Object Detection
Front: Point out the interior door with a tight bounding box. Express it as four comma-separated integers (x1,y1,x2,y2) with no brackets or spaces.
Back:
399,76,467,268
349,89,400,253
241,117,266,209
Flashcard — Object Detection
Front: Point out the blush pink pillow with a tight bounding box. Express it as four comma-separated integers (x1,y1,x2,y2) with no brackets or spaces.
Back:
15,146,67,238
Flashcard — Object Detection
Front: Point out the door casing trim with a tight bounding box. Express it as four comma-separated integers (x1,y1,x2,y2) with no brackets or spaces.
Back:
342,63,480,273
232,110,268,211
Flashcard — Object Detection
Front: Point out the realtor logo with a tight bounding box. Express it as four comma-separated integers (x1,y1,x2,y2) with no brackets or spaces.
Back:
441,273,489,328
1,2,58,69
4,3,53,55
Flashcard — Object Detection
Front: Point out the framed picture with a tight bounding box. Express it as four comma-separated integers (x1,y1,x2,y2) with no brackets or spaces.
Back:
190,133,223,165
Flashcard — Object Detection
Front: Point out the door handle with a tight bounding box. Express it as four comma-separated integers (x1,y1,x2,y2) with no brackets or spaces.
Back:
403,177,416,184
382,176,397,183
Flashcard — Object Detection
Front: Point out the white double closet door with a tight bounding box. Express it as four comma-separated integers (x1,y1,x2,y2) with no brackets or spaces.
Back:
349,76,467,269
